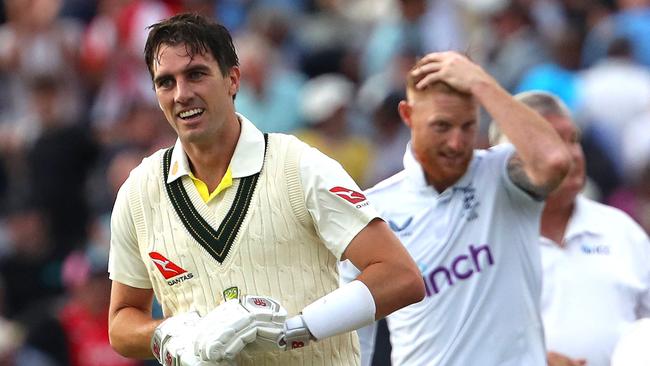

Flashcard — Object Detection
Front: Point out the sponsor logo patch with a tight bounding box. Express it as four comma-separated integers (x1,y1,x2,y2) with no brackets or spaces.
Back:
329,186,368,207
581,244,610,255
422,244,494,297
149,252,194,286
223,286,240,301
149,252,187,279
247,297,270,309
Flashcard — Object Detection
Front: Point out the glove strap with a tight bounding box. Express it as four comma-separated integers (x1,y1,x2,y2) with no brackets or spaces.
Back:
282,315,313,350
151,327,166,364
151,312,200,366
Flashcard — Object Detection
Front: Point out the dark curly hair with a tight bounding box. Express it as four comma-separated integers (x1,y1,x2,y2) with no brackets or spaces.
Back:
144,13,239,80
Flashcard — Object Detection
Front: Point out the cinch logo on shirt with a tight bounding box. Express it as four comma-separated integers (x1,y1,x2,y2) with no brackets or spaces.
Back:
329,186,369,208
422,244,494,297
149,252,194,286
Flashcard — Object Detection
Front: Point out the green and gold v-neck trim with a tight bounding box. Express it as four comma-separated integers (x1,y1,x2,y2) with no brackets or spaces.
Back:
162,134,268,263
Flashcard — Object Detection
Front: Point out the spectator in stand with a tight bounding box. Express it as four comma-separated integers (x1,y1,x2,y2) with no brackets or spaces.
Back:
577,38,650,179
295,73,374,186
0,205,61,320
25,75,98,256
234,33,306,134
16,247,142,366
364,91,411,186
582,0,650,67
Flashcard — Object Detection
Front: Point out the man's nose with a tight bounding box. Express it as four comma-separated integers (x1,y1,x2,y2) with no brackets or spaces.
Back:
174,79,193,104
447,130,465,151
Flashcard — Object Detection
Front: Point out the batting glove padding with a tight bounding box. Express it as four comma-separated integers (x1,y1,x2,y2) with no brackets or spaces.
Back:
280,315,314,350
241,295,288,351
151,311,214,366
193,295,293,361
193,299,257,361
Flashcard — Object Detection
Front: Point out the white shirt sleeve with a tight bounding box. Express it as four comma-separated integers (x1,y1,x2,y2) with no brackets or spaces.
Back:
299,146,379,259
108,176,152,289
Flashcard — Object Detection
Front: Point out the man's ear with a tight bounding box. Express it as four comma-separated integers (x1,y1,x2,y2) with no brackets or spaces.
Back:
228,66,241,95
398,100,413,128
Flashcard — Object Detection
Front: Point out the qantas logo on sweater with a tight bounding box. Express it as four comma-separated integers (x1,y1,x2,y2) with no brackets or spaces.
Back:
149,252,194,286
329,186,368,207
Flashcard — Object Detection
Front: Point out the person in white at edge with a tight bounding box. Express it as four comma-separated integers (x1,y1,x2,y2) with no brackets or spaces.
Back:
490,91,650,366
612,318,650,366
340,52,571,366
107,14,424,366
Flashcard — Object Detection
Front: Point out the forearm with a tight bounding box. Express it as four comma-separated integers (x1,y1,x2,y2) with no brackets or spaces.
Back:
342,220,425,319
472,80,570,186
356,258,424,319
109,306,163,359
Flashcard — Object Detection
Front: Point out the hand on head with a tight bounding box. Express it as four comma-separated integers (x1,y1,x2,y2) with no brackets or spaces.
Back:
410,51,494,95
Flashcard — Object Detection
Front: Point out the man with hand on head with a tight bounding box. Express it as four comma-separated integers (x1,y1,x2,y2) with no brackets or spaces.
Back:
491,91,650,366
107,13,424,366
341,51,571,366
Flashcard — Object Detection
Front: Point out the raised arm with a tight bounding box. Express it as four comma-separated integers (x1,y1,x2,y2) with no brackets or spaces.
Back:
412,52,571,197
342,218,425,319
108,282,161,358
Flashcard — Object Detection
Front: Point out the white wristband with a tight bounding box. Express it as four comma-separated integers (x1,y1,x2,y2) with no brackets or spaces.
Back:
301,280,376,340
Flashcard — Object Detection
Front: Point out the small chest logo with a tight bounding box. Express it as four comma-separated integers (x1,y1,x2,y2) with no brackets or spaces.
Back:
149,252,194,286
453,185,479,221
223,286,240,301
251,297,269,308
581,244,610,255
388,216,413,233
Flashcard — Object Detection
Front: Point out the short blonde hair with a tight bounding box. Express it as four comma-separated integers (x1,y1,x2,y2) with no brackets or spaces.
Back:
405,59,471,101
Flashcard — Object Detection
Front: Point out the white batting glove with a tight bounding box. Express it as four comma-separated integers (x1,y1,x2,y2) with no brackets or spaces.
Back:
278,314,314,351
240,296,313,352
151,311,214,366
193,298,258,362
240,295,287,351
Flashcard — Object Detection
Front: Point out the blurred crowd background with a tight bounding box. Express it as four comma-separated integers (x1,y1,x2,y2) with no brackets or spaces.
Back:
0,0,648,365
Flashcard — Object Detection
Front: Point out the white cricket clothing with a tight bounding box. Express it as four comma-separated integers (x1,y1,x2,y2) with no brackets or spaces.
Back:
342,143,546,366
109,114,378,365
540,195,650,366
611,318,650,366
301,280,376,340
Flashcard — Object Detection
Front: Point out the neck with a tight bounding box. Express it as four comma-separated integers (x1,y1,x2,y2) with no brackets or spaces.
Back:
540,197,575,247
427,176,454,193
184,117,241,191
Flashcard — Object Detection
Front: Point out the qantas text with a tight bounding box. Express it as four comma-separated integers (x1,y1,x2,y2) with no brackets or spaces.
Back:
167,273,194,286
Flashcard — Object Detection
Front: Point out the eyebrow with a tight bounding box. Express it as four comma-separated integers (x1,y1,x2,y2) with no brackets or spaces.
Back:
427,118,476,125
185,64,211,75
153,64,212,86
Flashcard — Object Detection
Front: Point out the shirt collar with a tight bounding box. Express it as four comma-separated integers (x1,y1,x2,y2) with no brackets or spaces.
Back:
540,195,603,247
403,142,475,195
564,195,603,240
166,113,265,183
